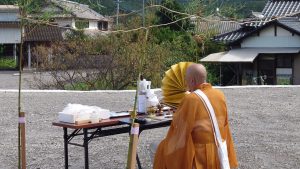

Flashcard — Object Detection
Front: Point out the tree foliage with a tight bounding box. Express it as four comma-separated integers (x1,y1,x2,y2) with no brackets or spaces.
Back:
32,29,170,90
29,0,227,89
155,0,193,31
7,0,268,88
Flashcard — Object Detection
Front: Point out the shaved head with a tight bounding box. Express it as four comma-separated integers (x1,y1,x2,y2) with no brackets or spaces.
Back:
186,64,207,91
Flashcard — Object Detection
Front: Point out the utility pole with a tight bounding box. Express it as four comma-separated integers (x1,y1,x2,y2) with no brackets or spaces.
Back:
142,0,145,27
116,0,120,27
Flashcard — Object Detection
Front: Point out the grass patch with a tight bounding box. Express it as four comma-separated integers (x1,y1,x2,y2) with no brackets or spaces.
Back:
63,80,111,90
64,82,91,91
0,58,17,69
277,78,291,85
63,80,137,90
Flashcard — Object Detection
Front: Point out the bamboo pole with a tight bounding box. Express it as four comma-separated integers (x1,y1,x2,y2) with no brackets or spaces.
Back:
128,123,140,169
126,74,140,169
126,28,148,169
18,19,24,169
19,112,26,169
18,0,26,168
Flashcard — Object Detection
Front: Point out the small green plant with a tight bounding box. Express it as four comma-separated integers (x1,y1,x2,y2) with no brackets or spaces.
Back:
64,82,90,90
0,58,17,69
277,77,291,85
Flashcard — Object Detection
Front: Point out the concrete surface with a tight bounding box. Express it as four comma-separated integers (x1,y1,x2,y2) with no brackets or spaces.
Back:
0,71,299,169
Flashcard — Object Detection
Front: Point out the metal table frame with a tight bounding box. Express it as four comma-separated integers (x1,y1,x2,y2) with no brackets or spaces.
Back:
53,117,171,169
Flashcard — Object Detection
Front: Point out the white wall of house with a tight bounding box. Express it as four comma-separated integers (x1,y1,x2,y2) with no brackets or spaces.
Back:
241,25,300,48
277,27,292,36
260,26,274,36
0,27,21,43
293,54,300,85
0,12,18,21
0,9,20,44
88,20,98,29
71,18,76,29
108,22,112,31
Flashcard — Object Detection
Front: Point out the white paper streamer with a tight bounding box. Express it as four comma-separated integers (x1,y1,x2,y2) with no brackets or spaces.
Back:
131,127,139,135
19,117,25,124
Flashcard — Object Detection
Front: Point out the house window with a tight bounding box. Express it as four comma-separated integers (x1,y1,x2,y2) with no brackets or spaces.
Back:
276,68,292,85
0,44,13,57
277,55,292,68
98,21,108,31
258,56,276,85
276,55,293,85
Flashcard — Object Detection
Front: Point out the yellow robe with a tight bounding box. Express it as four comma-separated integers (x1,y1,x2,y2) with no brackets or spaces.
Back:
154,83,238,169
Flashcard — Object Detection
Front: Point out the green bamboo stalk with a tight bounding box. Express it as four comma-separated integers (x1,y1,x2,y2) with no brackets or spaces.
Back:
126,74,140,169
131,76,139,120
18,1,26,168
126,28,148,169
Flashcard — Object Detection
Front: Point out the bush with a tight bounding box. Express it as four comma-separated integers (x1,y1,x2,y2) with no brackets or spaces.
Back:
32,30,169,90
30,10,225,90
0,58,17,69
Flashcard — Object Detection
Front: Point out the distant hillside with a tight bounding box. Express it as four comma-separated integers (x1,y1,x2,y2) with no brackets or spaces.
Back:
0,0,268,18
94,0,267,17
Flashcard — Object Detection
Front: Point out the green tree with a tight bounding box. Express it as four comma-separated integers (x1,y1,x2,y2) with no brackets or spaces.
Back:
156,0,191,31
0,0,15,5
219,3,245,19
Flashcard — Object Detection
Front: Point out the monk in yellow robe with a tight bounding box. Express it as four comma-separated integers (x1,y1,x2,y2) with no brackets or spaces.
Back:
153,64,238,169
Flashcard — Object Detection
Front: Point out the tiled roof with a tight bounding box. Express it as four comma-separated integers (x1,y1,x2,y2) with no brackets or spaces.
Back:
50,0,109,21
214,0,300,43
213,28,251,43
0,21,19,25
246,0,300,26
262,0,300,19
277,16,300,33
195,21,241,35
24,25,63,42
214,16,300,43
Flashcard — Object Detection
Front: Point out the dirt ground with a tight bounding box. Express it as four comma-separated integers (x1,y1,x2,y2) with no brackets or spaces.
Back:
0,86,299,169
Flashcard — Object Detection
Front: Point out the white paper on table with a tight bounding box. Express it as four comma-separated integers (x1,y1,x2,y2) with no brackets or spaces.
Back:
58,103,110,123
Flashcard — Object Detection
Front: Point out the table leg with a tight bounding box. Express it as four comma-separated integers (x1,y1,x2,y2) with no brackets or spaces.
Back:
136,154,142,169
83,128,89,169
137,129,143,169
63,127,69,169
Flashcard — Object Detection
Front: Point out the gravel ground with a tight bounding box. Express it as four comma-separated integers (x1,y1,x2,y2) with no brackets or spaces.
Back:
0,72,300,169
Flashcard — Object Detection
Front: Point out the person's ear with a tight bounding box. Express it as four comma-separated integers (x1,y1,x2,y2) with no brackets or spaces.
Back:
191,78,196,86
